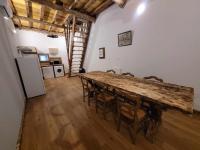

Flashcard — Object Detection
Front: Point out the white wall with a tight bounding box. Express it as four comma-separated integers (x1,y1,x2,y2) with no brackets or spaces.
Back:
84,0,200,110
14,30,68,72
0,14,25,150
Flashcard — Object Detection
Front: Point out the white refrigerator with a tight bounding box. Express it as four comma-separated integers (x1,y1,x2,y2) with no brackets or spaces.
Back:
16,57,46,98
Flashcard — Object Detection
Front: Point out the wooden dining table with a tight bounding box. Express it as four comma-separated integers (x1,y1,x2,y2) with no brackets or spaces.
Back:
80,71,194,141
81,71,194,113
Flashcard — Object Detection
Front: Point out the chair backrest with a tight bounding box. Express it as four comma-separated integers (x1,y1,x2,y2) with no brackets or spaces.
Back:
117,89,142,118
144,76,163,83
122,72,135,77
106,69,116,74
80,76,91,91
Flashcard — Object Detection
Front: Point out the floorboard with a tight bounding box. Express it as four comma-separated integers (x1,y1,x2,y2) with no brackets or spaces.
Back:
20,77,200,150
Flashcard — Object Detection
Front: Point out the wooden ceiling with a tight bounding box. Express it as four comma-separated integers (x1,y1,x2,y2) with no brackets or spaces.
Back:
10,0,119,35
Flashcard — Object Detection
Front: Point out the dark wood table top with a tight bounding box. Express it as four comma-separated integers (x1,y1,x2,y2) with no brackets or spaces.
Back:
81,71,194,113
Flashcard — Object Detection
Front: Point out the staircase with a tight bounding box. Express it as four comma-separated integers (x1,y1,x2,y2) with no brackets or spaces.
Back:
64,16,91,77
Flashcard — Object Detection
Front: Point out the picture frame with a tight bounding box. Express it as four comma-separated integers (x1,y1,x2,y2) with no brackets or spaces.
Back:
118,30,132,47
99,47,105,59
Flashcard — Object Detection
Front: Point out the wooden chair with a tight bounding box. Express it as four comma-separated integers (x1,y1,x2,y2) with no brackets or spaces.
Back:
117,92,146,144
142,76,164,143
80,76,95,106
106,69,116,74
142,76,164,110
94,81,116,120
122,72,135,77
98,70,116,93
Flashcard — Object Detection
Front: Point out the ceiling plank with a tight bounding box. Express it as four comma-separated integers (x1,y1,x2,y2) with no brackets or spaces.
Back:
68,0,77,9
39,5,45,29
25,0,33,27
91,0,113,16
9,0,22,27
30,0,95,22
82,0,94,11
62,14,69,27
48,10,58,32
13,15,64,29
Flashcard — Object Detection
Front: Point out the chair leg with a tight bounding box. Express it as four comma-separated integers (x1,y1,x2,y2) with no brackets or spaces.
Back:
83,91,85,102
103,102,107,120
128,124,136,144
117,115,121,131
88,93,90,106
95,100,98,113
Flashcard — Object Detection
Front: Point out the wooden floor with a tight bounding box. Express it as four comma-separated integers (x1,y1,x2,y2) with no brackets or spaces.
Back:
21,77,200,150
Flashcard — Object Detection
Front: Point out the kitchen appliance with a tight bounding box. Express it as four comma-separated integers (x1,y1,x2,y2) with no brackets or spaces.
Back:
54,65,65,77
38,54,49,62
49,57,62,65
0,0,13,18
16,57,46,98
17,46,37,55
42,66,54,79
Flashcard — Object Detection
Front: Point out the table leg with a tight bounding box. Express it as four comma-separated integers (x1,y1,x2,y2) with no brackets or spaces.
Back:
145,104,163,143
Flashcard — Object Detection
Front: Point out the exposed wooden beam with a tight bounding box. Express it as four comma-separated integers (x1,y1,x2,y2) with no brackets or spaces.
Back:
17,26,64,36
25,0,33,27
62,14,69,27
39,5,45,29
61,0,76,29
13,15,64,29
30,0,95,22
113,0,127,8
82,0,94,10
91,0,113,16
40,5,45,20
68,0,77,9
48,10,58,32
9,0,22,27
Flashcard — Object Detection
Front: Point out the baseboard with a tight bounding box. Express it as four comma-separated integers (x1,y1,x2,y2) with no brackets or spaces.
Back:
16,101,26,150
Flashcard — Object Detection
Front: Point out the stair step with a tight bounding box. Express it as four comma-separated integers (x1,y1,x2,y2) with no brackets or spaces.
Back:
72,64,80,66
74,36,86,38
74,36,86,39
75,30,88,34
73,54,82,55
72,64,81,68
73,45,85,47
73,49,84,51
76,25,88,29
73,50,84,52
72,58,82,60
73,52,83,55
73,41,85,43
72,63,80,65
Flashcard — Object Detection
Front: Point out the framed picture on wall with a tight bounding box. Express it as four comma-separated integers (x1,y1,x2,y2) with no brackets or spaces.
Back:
118,31,132,47
99,47,105,59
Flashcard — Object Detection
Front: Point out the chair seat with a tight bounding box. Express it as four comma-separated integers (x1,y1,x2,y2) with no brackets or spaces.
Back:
97,93,114,102
120,103,146,120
